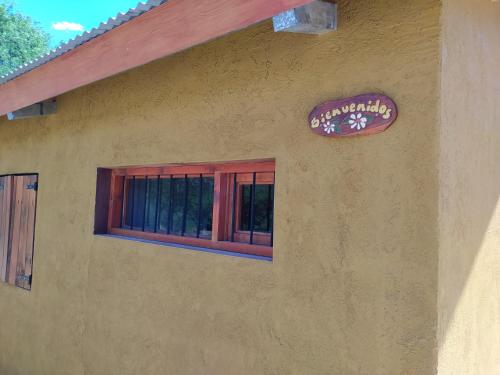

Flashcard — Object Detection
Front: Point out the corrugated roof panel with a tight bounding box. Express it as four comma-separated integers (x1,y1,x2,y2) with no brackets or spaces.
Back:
0,0,166,85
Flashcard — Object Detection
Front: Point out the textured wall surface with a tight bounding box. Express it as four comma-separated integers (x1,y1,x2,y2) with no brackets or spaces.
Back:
0,0,441,374
438,1,500,374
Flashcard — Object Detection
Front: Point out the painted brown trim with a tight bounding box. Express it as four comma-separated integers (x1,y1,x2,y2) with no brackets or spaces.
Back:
112,160,276,177
109,228,273,258
212,172,229,242
0,0,312,116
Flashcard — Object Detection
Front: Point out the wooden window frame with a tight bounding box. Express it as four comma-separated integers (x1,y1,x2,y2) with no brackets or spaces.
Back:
96,160,275,258
230,172,274,246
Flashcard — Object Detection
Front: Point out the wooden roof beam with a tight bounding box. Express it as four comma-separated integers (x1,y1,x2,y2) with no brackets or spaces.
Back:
0,0,314,116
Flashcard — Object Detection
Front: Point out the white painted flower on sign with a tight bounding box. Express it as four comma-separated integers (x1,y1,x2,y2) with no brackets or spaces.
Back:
323,121,336,134
349,113,368,130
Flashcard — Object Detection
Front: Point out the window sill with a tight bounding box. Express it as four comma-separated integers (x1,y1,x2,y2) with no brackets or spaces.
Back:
95,234,273,262
108,227,272,257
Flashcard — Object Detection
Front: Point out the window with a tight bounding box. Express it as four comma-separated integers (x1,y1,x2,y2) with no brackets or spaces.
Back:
95,160,275,258
0,174,38,290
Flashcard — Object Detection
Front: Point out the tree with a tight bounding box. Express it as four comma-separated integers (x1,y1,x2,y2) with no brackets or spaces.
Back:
0,4,50,77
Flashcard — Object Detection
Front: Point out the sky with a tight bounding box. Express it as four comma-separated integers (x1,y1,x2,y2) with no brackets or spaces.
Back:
3,0,143,48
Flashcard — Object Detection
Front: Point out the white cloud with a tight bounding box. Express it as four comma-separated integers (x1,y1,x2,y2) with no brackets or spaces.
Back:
52,22,84,32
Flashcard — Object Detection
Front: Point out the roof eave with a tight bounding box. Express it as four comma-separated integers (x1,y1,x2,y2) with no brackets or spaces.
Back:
0,0,313,116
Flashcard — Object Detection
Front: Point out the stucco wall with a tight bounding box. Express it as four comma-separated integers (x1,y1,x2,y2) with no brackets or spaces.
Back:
0,0,441,374
438,1,500,374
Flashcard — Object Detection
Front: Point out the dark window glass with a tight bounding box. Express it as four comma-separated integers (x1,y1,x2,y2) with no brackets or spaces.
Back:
239,184,274,233
124,175,214,238
169,177,185,235
125,177,147,229
199,177,214,239
184,177,201,237
124,179,134,227
157,178,171,233
144,177,159,232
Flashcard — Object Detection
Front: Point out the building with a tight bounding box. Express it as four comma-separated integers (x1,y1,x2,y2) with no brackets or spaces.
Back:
0,0,499,374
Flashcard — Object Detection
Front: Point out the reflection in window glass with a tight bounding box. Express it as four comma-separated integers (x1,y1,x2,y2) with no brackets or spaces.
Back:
239,184,274,233
124,175,214,238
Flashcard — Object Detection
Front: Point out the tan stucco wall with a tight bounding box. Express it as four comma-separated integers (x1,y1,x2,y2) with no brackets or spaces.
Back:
438,1,500,374
0,0,441,374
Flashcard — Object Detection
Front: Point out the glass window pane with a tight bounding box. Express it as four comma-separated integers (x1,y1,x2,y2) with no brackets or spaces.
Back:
125,179,133,227
239,185,252,231
239,183,274,233
170,177,185,235
144,177,159,232
184,177,200,237
173,176,215,238
126,175,215,239
132,178,147,229
157,178,171,233
124,178,147,229
199,177,214,239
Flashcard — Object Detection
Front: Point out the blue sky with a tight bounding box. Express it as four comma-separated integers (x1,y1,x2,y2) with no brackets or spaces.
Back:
3,0,142,48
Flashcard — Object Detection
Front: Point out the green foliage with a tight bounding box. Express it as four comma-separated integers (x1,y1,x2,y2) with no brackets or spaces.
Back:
0,3,50,77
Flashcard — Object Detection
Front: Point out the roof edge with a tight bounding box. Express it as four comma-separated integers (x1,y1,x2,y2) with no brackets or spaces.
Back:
0,0,166,85
0,0,314,116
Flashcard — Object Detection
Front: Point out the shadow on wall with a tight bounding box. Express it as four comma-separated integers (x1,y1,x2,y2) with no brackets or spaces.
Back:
439,0,500,372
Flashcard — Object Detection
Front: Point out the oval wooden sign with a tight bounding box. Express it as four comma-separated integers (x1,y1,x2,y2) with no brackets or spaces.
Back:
308,93,398,137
